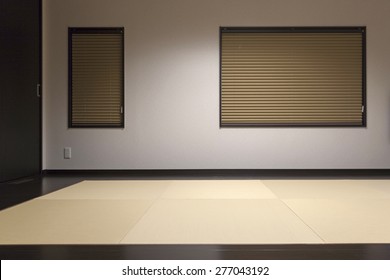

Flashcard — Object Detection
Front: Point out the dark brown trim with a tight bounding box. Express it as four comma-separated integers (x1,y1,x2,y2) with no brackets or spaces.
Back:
42,169,390,178
361,27,367,126
39,0,43,174
1,244,389,260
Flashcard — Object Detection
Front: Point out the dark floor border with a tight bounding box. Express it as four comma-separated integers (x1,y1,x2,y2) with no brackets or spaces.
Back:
1,244,390,260
43,169,390,178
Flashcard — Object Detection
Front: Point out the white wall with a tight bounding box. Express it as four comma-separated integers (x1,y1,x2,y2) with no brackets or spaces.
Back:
43,0,390,169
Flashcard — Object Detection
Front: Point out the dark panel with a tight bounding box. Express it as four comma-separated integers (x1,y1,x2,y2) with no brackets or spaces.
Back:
0,0,41,182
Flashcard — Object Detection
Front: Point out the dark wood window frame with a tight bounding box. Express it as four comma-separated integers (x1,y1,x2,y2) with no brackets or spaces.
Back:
220,27,366,127
68,27,125,128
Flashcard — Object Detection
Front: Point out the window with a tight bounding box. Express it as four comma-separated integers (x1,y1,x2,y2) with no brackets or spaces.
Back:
220,27,366,127
69,27,124,128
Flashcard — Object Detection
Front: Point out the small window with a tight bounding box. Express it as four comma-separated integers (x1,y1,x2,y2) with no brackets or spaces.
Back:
69,27,124,128
220,27,366,127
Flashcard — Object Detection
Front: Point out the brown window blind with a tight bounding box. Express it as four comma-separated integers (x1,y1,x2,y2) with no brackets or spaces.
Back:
220,27,366,127
69,28,124,128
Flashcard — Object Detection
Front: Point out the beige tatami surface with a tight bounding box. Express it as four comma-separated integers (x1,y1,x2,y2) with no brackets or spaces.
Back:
1,179,390,244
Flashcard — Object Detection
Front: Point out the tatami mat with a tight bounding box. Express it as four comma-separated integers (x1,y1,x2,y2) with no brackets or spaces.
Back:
283,199,390,243
262,180,390,199
1,179,390,244
40,180,169,200
161,180,276,199
0,199,153,244
120,199,322,244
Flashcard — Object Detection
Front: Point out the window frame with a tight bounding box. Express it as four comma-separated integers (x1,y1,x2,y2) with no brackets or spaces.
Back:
68,27,125,128
219,26,366,128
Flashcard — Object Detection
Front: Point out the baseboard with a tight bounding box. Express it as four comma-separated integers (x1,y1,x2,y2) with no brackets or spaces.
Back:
42,169,390,178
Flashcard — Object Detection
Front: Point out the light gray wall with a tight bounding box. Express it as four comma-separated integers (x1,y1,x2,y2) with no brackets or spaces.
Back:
43,0,390,169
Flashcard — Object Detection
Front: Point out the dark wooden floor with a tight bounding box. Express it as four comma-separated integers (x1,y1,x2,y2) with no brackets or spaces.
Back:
1,244,390,260
1,170,390,260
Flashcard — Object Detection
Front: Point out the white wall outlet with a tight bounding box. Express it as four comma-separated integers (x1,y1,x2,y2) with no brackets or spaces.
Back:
64,147,71,159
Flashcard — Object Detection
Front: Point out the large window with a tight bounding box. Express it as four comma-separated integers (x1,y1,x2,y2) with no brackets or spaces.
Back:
69,27,124,128
220,27,366,127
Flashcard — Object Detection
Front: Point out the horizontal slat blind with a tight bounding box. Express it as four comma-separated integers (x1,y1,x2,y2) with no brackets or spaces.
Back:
70,29,124,127
221,29,365,126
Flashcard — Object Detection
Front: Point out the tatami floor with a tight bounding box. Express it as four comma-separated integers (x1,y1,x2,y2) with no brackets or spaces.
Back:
1,179,390,245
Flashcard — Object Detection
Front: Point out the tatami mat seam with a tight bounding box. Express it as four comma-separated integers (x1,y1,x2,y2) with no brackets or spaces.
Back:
117,184,171,243
279,199,326,243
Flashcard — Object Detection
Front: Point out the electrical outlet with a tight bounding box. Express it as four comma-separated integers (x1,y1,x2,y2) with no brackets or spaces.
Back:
64,147,71,159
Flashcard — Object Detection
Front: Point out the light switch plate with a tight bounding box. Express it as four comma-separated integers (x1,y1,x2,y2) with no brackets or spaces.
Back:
64,147,71,159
